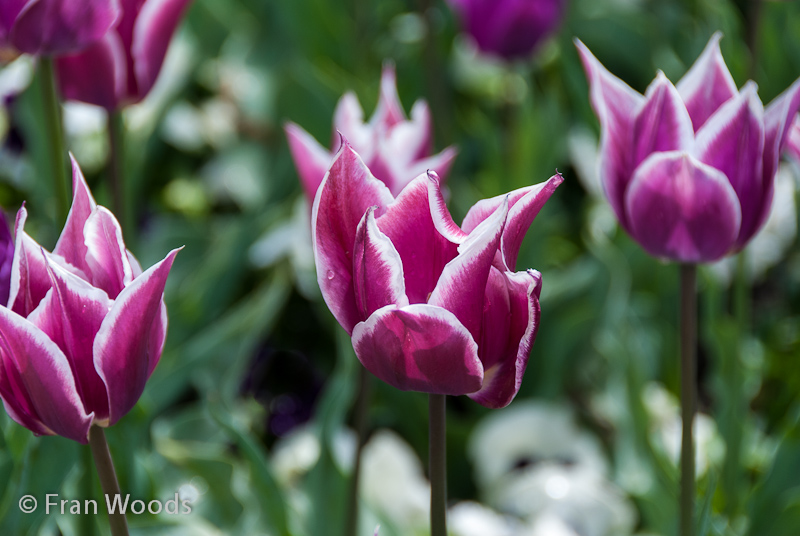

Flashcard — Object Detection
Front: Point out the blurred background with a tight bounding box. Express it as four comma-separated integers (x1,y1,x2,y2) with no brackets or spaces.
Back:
1,0,800,535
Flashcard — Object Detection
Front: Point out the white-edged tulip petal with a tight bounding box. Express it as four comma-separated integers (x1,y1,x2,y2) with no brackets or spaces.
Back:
8,206,51,316
285,122,335,202
54,155,98,274
84,206,133,298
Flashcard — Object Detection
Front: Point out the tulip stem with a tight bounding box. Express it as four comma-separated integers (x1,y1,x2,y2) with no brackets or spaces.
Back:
88,426,130,536
39,57,70,224
429,393,447,536
344,366,372,536
107,111,131,243
680,264,697,536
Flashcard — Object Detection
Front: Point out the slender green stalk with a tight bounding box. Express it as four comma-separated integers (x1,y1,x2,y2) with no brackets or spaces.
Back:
680,264,697,536
39,57,70,223
88,426,129,536
429,394,447,536
344,366,372,536
107,111,130,241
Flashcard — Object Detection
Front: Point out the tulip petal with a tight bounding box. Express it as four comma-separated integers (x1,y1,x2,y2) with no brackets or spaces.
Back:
469,268,541,409
626,151,741,262
10,0,121,56
576,40,644,229
313,142,395,334
8,207,51,316
53,156,98,274
0,0,27,44
426,170,467,243
756,77,800,248
131,0,193,100
787,116,800,163
333,93,373,161
375,175,458,305
84,207,133,298
28,255,112,422
353,207,408,319
381,100,432,165
0,302,93,443
694,82,765,249
94,248,179,425
0,212,13,307
370,65,406,130
285,122,334,202
461,174,563,270
352,304,483,395
56,32,127,110
428,197,507,343
632,72,695,169
399,146,459,194
676,33,738,131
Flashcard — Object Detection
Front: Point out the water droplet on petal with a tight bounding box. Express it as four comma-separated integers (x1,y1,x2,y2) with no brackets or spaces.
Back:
326,270,335,280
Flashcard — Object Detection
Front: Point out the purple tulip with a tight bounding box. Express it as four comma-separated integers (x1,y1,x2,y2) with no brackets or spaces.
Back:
0,157,180,443
447,0,566,60
577,34,800,263
313,141,561,408
0,0,120,56
55,0,193,110
0,212,14,306
285,66,457,204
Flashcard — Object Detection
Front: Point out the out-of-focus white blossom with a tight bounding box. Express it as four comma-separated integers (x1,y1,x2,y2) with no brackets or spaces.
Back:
449,501,521,536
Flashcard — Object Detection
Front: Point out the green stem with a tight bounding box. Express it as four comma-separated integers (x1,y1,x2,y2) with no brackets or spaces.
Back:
39,57,70,223
680,264,697,536
344,366,371,536
88,426,129,536
429,394,447,536
81,447,97,536
107,111,130,241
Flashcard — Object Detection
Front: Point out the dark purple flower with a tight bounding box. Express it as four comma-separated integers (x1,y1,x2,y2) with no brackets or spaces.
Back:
447,0,567,60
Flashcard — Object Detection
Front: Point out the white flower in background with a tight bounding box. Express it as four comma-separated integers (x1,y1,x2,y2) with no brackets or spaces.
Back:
0,55,34,144
642,382,725,477
360,429,430,531
449,501,521,536
469,401,636,536
62,102,108,173
709,163,798,284
524,512,581,536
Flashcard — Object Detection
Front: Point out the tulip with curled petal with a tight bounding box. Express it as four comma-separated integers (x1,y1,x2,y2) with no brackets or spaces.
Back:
0,157,180,443
55,0,193,110
286,65,457,203
0,0,120,56
313,140,561,408
577,33,800,263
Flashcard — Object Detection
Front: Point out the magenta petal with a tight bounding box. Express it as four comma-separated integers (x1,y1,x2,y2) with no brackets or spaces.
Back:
371,65,406,130
631,72,695,169
353,207,408,319
428,197,507,343
676,33,739,131
130,0,193,101
313,143,395,334
469,268,541,409
56,32,127,110
0,304,93,443
94,248,179,425
8,207,51,316
53,156,98,274
332,93,373,160
10,0,121,56
0,0,27,44
376,175,459,305
462,174,563,270
426,171,467,244
0,211,13,306
84,207,133,299
29,257,112,422
626,152,742,262
694,83,765,248
285,122,333,203
787,116,800,163
352,304,483,395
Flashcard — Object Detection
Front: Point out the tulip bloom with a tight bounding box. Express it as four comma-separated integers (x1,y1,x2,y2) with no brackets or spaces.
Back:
286,66,457,203
577,34,800,263
0,212,13,305
0,0,119,56
56,0,193,110
313,141,561,408
447,0,566,60
0,158,179,443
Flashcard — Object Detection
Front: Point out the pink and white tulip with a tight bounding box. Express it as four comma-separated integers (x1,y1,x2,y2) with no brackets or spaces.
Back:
286,66,457,203
577,33,800,263
0,157,180,443
56,0,193,110
0,0,120,56
313,141,561,408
